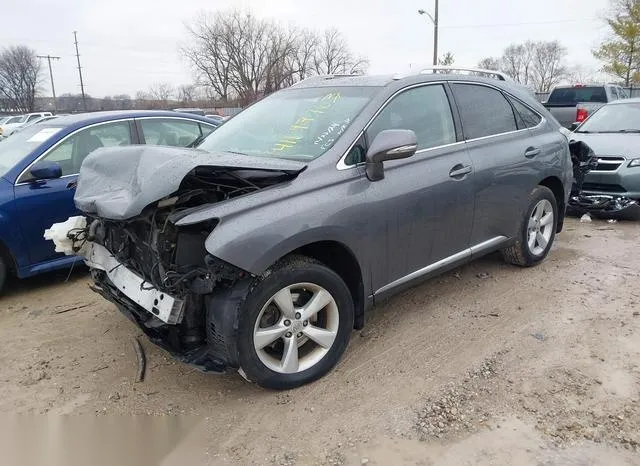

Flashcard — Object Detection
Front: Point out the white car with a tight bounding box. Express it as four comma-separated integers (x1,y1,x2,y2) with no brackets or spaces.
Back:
0,112,52,137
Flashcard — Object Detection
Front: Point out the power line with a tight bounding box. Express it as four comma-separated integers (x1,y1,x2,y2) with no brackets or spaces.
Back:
36,54,61,112
438,18,600,29
73,31,87,111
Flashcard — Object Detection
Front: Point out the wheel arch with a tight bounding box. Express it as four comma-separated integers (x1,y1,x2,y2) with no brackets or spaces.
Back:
291,240,366,329
538,176,565,233
0,238,16,276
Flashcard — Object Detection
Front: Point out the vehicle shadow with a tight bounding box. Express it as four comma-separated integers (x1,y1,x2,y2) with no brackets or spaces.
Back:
2,265,90,300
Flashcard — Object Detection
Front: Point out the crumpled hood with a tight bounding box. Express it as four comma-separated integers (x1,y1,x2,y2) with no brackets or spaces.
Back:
74,145,306,220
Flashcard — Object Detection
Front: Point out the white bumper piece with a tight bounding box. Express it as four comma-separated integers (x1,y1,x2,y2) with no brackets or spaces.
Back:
44,216,88,256
85,243,185,325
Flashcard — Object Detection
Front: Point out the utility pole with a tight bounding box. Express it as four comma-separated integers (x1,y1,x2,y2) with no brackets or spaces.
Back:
418,0,440,66
73,31,87,111
37,55,61,113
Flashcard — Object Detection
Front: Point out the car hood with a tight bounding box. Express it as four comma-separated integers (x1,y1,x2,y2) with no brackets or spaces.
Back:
570,133,640,158
74,145,306,220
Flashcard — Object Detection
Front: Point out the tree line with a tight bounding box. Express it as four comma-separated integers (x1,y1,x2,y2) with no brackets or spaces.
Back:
3,0,640,113
181,9,368,105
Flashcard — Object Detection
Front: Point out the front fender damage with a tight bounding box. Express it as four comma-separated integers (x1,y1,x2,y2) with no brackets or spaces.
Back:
44,146,305,373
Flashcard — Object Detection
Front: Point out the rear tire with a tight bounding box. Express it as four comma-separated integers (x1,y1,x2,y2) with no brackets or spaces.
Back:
236,255,354,390
502,186,557,267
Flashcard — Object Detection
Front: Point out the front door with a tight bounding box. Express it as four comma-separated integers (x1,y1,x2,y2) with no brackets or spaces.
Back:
14,120,134,265
360,83,475,297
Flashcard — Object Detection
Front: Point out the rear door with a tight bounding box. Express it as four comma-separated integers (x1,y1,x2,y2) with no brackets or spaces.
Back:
450,83,541,247
13,120,136,265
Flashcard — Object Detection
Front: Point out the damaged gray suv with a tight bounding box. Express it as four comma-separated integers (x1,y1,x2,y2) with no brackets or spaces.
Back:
50,69,573,389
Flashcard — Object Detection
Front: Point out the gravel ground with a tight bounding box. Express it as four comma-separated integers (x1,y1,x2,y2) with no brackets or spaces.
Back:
0,217,639,465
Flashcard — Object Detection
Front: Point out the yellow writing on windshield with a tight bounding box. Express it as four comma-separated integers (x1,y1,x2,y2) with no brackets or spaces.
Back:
271,92,342,153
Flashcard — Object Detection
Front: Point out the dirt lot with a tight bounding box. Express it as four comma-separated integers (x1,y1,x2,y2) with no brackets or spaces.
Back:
1,217,639,465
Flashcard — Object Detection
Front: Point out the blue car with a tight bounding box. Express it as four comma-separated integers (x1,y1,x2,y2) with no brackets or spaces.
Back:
0,110,219,292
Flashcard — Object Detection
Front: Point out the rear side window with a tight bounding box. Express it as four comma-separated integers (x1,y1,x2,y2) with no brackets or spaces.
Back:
451,84,517,139
547,87,607,105
508,98,542,129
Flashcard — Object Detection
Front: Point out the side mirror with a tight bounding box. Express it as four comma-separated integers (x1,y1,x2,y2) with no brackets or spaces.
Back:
569,122,580,132
365,129,417,181
30,161,62,181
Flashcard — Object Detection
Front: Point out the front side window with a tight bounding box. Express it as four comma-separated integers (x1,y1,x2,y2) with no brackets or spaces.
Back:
366,84,456,154
140,119,213,147
21,121,132,181
27,114,41,122
452,84,518,139
197,86,375,160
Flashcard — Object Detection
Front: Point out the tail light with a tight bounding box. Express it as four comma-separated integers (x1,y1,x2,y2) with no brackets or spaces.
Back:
576,107,589,123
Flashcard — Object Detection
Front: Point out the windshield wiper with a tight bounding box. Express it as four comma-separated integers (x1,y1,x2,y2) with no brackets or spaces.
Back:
223,150,249,156
616,129,640,133
187,134,207,148
574,130,591,133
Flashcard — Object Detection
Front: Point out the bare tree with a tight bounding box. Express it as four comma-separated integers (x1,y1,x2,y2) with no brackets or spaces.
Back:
0,45,42,112
501,42,536,86
183,10,368,104
477,57,501,71
479,41,569,91
313,28,368,75
177,84,197,103
148,83,174,103
530,41,568,93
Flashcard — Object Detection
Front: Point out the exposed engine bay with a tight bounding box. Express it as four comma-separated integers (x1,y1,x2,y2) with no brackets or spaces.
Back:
48,149,304,372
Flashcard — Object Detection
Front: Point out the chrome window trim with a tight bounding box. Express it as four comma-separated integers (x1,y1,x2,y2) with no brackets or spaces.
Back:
134,115,217,127
336,80,546,171
15,118,133,186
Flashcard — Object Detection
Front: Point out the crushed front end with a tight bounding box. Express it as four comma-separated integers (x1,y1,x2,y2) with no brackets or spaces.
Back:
46,145,306,373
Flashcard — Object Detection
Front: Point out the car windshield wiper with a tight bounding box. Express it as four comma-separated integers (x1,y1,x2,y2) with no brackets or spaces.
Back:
574,130,591,133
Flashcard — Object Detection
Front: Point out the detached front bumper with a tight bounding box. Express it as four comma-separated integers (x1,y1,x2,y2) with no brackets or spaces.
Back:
84,243,185,324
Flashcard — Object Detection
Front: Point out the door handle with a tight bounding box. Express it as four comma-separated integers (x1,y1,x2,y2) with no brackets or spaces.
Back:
524,147,540,158
449,164,472,178
66,180,77,189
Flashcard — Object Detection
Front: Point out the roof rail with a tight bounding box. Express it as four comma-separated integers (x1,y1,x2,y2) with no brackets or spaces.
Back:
395,66,510,81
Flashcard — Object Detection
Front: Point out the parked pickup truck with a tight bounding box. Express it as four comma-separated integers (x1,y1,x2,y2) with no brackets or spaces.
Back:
543,84,628,129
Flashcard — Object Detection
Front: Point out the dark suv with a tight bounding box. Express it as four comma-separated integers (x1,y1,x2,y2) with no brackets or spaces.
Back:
52,68,573,389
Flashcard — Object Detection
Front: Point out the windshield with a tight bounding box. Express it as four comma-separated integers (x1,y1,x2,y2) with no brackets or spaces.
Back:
577,103,640,133
547,87,607,105
0,125,63,177
197,86,375,160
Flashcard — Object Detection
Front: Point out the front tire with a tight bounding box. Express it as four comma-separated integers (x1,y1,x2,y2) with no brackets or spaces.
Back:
236,256,354,389
502,186,558,267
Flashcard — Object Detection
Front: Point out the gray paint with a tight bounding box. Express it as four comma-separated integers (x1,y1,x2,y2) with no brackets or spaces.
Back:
77,72,572,310
175,74,572,304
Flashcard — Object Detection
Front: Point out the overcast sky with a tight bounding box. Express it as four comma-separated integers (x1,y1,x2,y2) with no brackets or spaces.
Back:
3,0,613,98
